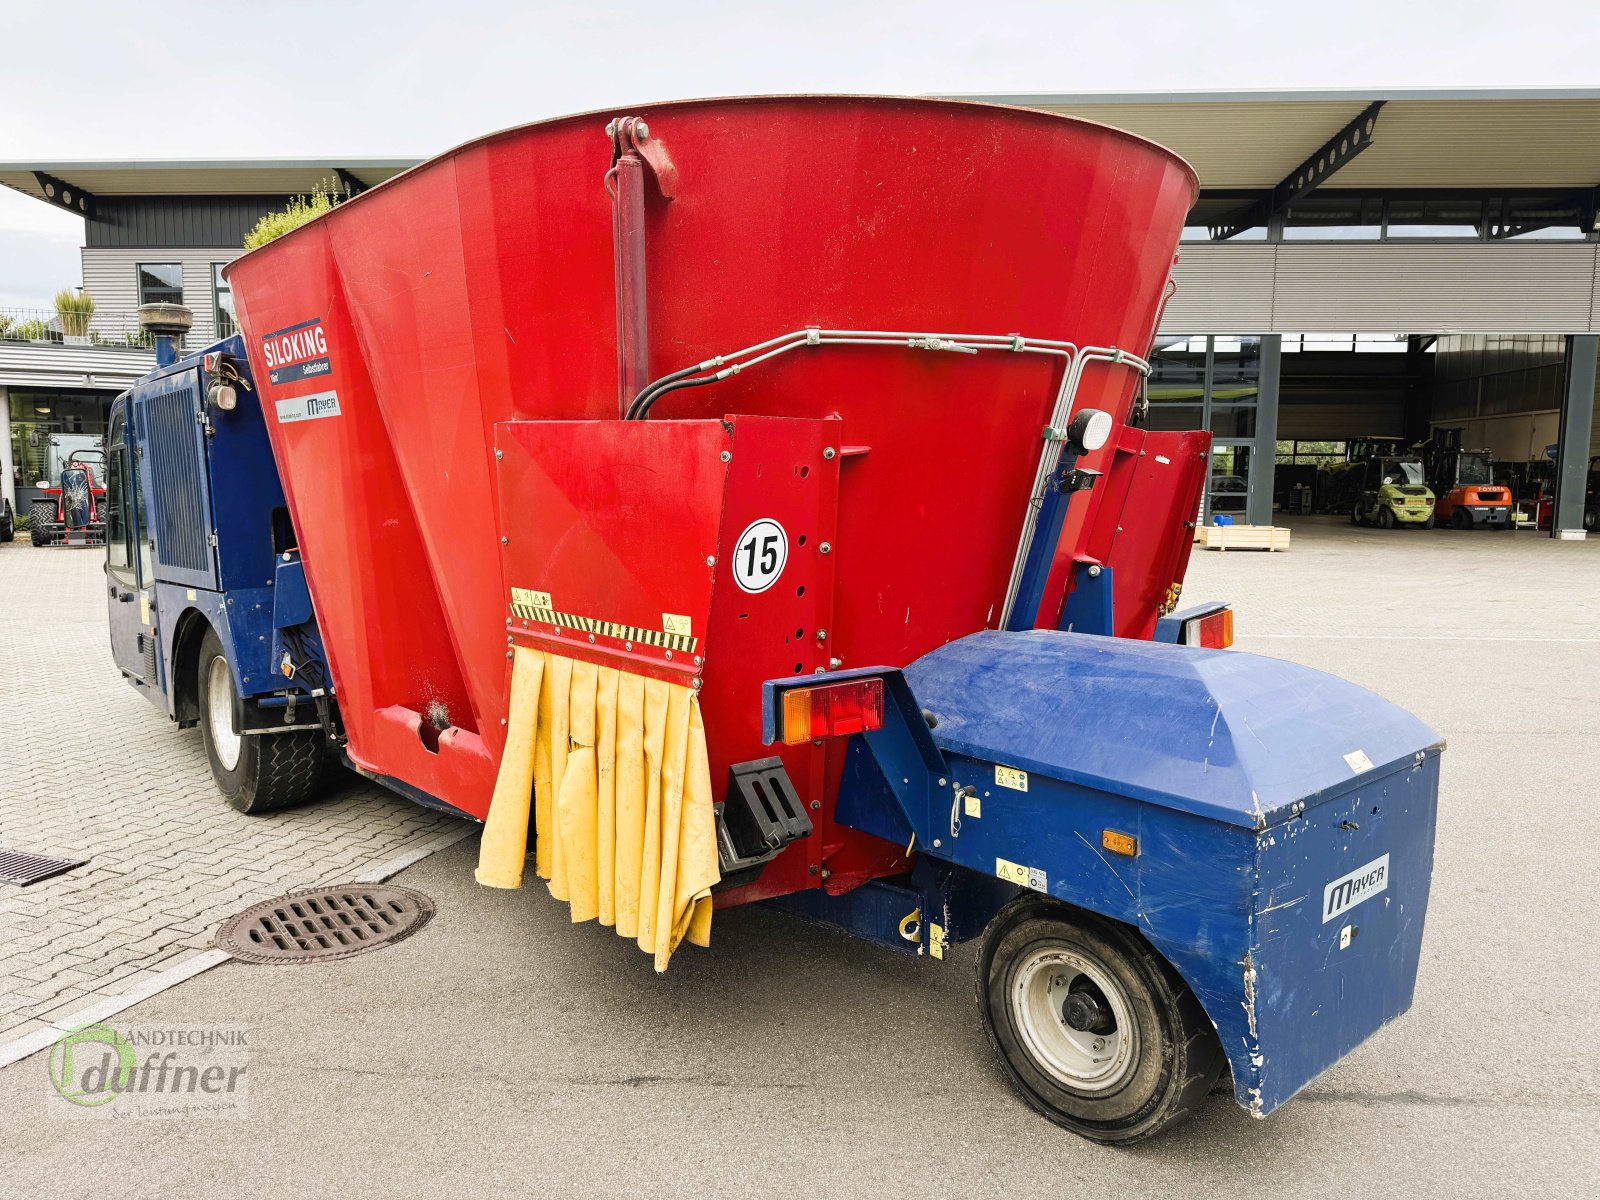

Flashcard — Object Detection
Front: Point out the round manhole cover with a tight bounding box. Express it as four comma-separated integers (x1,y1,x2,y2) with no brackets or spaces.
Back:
216,885,435,964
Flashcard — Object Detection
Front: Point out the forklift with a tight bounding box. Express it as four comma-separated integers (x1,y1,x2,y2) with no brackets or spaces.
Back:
1420,428,1513,530
1350,455,1436,528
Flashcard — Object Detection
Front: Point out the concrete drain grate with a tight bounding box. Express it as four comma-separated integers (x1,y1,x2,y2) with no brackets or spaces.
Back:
216,885,435,964
0,849,87,887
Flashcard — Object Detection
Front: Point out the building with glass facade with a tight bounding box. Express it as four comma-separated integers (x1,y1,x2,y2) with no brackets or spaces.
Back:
0,160,410,518
5,90,1599,534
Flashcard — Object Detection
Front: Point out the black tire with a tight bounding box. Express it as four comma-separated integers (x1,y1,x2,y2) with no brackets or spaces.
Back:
1419,514,1433,529
1378,506,1395,529
977,896,1225,1145
1585,508,1598,532
1349,504,1362,526
0,500,12,543
30,499,55,547
1451,508,1471,531
196,627,324,814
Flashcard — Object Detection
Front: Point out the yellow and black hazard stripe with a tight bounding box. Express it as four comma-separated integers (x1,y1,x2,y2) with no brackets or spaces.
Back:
509,592,698,654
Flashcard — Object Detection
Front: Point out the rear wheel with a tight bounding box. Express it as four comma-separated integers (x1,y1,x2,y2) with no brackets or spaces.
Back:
1350,503,1362,526
197,627,324,814
977,897,1224,1144
1378,505,1395,529
1451,508,1472,530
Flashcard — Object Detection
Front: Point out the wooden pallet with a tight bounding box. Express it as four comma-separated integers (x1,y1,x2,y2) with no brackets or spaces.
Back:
1195,524,1291,552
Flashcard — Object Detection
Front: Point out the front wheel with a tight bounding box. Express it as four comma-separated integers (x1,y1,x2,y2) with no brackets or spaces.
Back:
977,897,1224,1144
1378,505,1395,529
197,627,324,814
30,499,55,547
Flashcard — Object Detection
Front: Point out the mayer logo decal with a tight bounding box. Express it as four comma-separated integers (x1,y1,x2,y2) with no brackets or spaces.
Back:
262,318,331,385
275,390,341,424
1322,853,1389,923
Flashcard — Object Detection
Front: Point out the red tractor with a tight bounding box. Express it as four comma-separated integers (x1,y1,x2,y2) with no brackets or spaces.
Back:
31,447,108,547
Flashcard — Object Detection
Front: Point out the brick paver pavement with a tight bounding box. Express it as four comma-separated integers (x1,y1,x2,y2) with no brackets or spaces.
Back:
0,540,471,1043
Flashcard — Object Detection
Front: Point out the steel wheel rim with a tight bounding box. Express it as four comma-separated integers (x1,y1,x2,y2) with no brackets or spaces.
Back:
1010,946,1137,1093
207,655,242,772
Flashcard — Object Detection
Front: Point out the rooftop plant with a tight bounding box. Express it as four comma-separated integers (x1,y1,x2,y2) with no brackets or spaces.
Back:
244,183,346,250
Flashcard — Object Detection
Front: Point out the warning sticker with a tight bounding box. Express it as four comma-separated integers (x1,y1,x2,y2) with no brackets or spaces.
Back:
509,589,698,653
1343,749,1376,774
511,587,552,610
994,764,1029,792
996,857,1048,893
262,318,332,385
662,613,693,636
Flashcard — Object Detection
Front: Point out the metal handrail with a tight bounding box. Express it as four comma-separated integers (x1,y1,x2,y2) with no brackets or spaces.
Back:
0,306,160,349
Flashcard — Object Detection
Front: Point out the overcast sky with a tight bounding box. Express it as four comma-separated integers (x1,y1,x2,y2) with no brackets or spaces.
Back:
3,0,1597,307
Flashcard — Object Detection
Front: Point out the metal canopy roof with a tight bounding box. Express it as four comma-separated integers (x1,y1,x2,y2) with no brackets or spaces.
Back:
0,159,417,205
6,89,1600,213
950,89,1600,190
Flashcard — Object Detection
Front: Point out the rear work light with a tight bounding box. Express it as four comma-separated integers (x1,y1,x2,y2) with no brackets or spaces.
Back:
780,677,885,745
1184,607,1234,649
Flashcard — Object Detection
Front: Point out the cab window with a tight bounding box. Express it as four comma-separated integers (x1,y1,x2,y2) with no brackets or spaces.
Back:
106,410,134,574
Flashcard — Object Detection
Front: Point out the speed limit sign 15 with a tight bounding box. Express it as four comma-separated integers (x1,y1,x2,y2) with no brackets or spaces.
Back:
732,518,788,593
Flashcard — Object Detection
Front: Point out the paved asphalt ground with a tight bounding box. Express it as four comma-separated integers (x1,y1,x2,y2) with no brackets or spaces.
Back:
3,517,1597,1197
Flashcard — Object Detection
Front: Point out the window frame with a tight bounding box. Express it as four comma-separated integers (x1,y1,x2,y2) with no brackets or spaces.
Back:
137,262,184,307
105,408,135,580
212,262,237,338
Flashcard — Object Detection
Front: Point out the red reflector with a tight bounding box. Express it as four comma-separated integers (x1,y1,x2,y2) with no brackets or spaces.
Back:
1185,608,1234,649
781,677,886,745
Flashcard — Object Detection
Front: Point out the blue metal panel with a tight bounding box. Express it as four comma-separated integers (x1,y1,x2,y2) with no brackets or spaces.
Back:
821,628,1442,1118
1057,562,1115,635
202,335,292,594
906,630,1441,829
1006,447,1073,632
136,367,216,590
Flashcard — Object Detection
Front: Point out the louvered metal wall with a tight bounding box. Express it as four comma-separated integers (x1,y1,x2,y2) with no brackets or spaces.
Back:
85,196,287,249
140,371,213,580
1164,242,1600,334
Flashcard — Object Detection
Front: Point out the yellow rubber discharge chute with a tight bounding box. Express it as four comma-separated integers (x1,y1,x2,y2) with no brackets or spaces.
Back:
476,646,719,971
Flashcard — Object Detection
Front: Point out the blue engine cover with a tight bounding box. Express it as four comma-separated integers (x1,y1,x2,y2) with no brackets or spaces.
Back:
837,630,1443,1118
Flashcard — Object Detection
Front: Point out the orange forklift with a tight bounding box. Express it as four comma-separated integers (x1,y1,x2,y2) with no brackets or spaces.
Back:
1420,428,1514,530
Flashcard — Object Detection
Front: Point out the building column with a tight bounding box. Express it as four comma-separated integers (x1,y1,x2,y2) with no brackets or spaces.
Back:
1553,335,1597,540
1247,335,1282,528
0,385,13,516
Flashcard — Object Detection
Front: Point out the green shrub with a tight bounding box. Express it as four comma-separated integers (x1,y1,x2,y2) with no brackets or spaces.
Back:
244,184,345,249
0,314,13,337
55,288,95,337
12,318,52,341
14,515,31,532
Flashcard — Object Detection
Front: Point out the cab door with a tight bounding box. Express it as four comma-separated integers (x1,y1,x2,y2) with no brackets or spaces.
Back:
104,400,149,684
